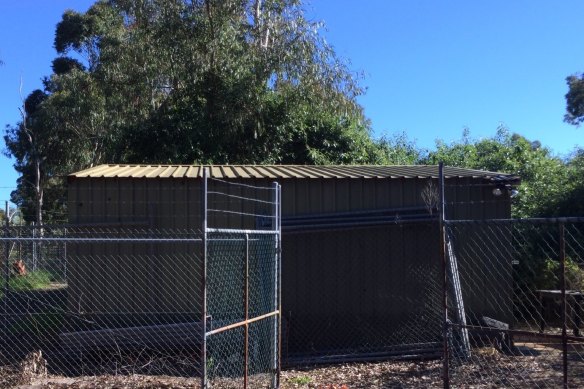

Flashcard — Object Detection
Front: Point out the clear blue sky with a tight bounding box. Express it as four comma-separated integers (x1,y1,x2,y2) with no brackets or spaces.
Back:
1,0,583,206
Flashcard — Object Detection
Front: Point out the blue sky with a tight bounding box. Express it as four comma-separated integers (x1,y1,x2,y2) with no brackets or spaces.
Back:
1,0,584,206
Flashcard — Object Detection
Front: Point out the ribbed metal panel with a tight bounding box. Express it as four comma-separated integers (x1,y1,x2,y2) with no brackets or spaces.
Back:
70,164,519,182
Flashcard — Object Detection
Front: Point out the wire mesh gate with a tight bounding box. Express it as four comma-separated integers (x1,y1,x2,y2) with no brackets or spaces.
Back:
202,170,282,388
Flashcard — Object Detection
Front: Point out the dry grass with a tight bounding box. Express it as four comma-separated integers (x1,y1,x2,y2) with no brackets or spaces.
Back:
2,346,584,389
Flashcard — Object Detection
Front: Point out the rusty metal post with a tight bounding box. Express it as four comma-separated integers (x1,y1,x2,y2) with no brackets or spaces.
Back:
559,222,567,389
201,167,209,389
439,163,450,388
244,233,250,389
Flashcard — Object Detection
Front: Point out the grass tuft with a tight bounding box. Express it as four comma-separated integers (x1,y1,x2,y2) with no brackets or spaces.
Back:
9,270,53,291
288,376,312,385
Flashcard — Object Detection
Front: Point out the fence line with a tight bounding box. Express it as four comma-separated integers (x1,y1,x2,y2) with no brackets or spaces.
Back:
443,219,584,388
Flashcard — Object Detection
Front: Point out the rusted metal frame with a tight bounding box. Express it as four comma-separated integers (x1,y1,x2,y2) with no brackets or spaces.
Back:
438,163,450,389
560,222,568,389
244,233,250,389
201,167,208,389
205,311,280,336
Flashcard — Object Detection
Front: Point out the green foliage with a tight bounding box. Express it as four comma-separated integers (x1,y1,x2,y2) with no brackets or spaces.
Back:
374,131,424,165
0,270,54,300
288,376,312,385
565,74,584,126
552,149,584,216
3,86,72,224
537,257,584,291
39,0,376,166
7,0,410,220
424,126,569,218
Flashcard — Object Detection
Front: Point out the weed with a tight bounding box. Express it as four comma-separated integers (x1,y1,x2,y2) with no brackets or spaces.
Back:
289,375,312,385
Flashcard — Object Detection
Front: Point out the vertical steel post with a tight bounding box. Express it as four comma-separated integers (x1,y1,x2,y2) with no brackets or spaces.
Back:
3,201,9,336
32,222,36,271
278,184,282,388
63,227,67,281
201,167,208,389
271,182,280,389
244,233,250,389
559,222,567,389
439,163,450,389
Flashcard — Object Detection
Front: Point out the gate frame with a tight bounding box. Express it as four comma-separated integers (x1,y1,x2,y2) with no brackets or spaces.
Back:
200,168,282,389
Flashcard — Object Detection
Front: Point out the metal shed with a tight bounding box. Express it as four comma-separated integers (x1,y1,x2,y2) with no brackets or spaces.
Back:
67,164,519,360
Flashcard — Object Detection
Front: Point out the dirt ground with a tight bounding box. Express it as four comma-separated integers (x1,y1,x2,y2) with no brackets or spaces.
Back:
2,345,584,389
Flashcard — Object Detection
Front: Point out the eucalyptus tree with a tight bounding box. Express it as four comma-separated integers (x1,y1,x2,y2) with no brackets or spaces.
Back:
5,0,386,223
46,0,376,165
565,74,584,126
3,89,72,225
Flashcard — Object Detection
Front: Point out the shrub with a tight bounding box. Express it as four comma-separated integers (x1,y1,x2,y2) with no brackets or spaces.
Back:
538,258,584,291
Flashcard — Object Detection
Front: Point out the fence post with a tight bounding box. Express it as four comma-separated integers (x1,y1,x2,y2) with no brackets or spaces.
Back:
3,201,9,337
32,222,37,272
271,182,281,389
201,167,208,389
559,222,567,389
439,163,450,389
244,233,250,389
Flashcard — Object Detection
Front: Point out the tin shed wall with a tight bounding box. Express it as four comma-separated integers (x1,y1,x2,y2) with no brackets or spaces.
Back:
67,176,512,332
68,176,511,225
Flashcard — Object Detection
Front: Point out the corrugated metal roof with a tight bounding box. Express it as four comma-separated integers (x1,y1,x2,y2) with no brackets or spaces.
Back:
69,164,520,182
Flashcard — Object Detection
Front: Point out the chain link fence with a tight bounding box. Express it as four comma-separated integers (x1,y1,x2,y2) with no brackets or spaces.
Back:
282,220,443,370
3,177,584,387
445,219,584,388
206,230,279,388
0,174,281,388
1,226,205,379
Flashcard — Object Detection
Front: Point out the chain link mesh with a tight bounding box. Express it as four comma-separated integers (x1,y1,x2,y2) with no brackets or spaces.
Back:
1,177,281,388
445,220,584,388
1,226,204,379
282,221,443,370
206,231,279,387
4,176,584,387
